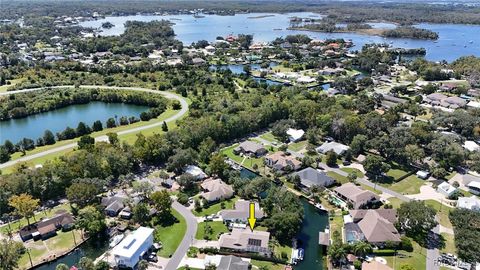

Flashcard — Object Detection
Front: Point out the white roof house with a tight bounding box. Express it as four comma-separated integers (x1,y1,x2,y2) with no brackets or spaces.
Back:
184,165,207,180
463,141,480,152
416,170,430,180
287,128,305,142
437,182,457,197
316,141,350,156
112,227,154,268
457,196,480,212
467,181,480,195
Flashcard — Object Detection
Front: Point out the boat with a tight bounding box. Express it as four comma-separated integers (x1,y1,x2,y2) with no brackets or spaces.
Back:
291,248,305,264
314,203,327,212
109,234,124,248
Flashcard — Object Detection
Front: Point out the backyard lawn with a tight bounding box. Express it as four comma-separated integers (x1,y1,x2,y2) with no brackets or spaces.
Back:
425,200,454,229
0,203,71,235
193,197,238,217
195,221,229,240
288,140,307,152
440,233,457,255
221,144,265,171
251,260,286,270
154,209,187,258
382,239,426,270
386,197,404,209
259,132,281,144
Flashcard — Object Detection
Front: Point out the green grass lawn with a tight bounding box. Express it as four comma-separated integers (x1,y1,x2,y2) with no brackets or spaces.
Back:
441,233,456,255
386,197,404,209
327,171,349,185
272,243,292,262
382,239,426,270
340,167,365,178
221,144,265,171
195,221,229,240
288,140,307,152
251,260,286,270
425,200,454,229
387,175,425,195
359,183,382,195
0,204,71,235
154,209,187,258
193,197,238,217
259,132,281,144
329,210,344,237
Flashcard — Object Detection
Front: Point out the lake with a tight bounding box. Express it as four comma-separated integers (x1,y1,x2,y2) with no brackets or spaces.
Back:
0,102,149,144
294,198,329,270
80,12,480,62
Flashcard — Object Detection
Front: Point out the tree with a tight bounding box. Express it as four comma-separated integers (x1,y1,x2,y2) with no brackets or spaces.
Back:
352,241,372,257
78,257,95,270
133,202,150,225
3,140,15,153
363,155,390,181
167,148,197,173
66,182,99,208
94,261,110,270
325,150,338,167
150,190,172,218
0,146,10,163
8,194,39,226
0,239,24,270
350,134,368,155
198,137,216,163
107,132,119,145
208,154,228,178
78,135,95,150
449,208,480,263
137,260,149,270
76,122,91,136
43,130,56,145
56,264,69,270
92,120,103,132
405,144,425,165
327,243,347,266
162,121,168,132
77,206,106,236
106,118,116,128
397,201,437,246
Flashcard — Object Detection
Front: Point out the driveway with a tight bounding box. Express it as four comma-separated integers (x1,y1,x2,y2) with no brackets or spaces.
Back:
0,85,189,170
165,201,198,270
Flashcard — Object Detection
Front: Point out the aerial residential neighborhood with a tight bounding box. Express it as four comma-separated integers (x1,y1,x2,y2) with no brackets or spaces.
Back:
0,1,480,270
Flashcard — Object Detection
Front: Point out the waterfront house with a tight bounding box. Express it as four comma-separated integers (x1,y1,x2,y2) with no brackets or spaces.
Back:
233,141,267,157
265,151,301,172
200,178,234,202
294,167,335,189
19,210,74,242
217,255,250,270
219,200,264,224
101,196,127,217
112,227,154,269
219,228,271,257
333,183,380,209
347,209,400,247
457,196,480,212
316,141,350,156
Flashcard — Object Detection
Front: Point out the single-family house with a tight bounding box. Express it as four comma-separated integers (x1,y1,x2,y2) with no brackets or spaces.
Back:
467,181,480,195
19,211,74,242
334,183,380,209
265,152,301,172
200,178,234,202
416,170,430,180
316,141,350,156
286,128,305,142
219,228,271,256
294,167,335,188
348,209,400,246
184,165,208,180
217,255,250,270
219,200,264,224
101,196,127,217
112,227,154,269
437,181,457,197
233,141,267,157
457,196,480,212
191,57,206,66
463,141,480,152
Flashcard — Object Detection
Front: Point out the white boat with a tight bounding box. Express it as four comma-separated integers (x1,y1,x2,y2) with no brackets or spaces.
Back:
109,234,124,248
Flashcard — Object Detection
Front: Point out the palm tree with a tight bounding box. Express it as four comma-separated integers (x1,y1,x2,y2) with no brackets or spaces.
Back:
352,241,372,257
327,244,347,266
137,260,149,270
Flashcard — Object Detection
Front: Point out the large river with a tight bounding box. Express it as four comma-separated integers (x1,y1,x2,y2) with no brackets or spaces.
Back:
80,12,480,62
0,102,149,144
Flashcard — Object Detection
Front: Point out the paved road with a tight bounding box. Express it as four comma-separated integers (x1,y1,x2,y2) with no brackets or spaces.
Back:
0,85,189,170
166,201,198,270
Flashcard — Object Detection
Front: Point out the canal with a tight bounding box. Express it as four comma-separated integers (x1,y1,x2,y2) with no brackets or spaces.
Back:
294,198,329,270
0,101,149,144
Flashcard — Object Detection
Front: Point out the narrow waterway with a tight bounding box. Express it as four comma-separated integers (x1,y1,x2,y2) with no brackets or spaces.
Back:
294,198,329,270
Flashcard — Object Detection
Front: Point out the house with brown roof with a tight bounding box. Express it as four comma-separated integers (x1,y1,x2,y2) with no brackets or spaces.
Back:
333,183,380,209
19,210,75,242
200,178,234,202
265,152,301,172
347,209,400,247
219,200,264,224
219,228,271,257
234,141,267,157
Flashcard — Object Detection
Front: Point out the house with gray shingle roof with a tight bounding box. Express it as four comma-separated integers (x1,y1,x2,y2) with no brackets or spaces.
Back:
217,255,250,270
234,141,267,157
294,167,335,188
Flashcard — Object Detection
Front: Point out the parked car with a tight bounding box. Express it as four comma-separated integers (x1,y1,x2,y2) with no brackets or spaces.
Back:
147,253,158,262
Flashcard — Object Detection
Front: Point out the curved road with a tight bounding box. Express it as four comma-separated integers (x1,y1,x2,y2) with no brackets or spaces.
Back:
0,85,189,170
168,201,198,270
